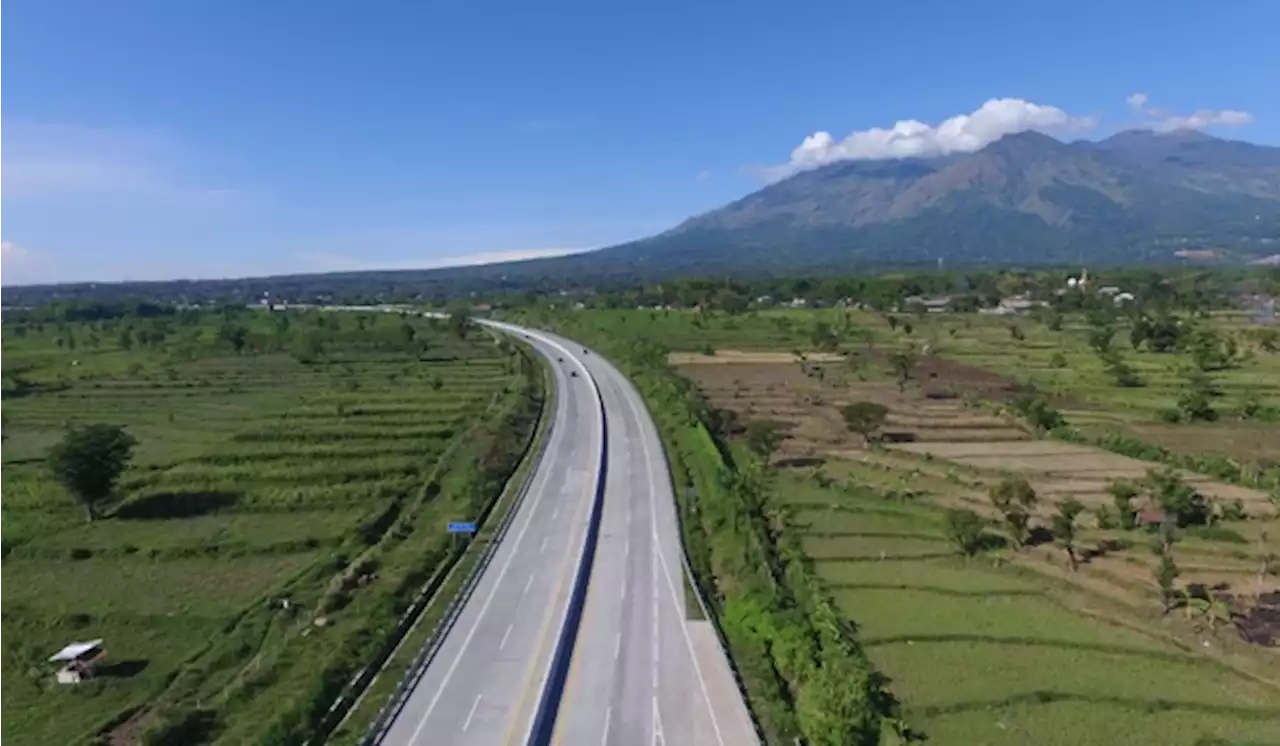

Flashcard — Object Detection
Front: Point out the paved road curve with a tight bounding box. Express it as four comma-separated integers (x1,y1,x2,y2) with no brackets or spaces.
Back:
378,330,604,746
543,332,759,746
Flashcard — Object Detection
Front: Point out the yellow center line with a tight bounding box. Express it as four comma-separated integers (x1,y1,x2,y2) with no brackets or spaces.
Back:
500,459,597,746
549,554,597,746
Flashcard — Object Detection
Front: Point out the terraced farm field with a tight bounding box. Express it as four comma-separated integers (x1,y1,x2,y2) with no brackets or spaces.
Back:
652,310,1280,746
780,476,1280,746
1,309,543,744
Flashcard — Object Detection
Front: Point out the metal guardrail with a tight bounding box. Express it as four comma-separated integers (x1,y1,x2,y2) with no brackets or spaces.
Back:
357,356,558,746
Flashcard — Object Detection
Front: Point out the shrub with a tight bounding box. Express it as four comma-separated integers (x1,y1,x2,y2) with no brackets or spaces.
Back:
1011,394,1065,433
840,402,889,443
943,508,988,556
1184,525,1248,544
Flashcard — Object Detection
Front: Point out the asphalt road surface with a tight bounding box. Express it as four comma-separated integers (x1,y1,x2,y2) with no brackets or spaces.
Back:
543,332,759,746
378,329,603,746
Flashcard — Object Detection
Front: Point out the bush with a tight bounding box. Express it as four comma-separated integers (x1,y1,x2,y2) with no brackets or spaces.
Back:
1218,498,1248,522
138,706,218,746
1184,525,1248,544
943,508,988,556
1094,505,1118,530
1011,394,1066,433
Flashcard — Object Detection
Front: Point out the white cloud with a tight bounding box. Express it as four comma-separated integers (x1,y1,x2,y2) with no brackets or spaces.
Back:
1124,94,1254,133
695,169,713,182
1,241,30,263
0,239,35,286
1152,108,1255,132
764,98,1095,180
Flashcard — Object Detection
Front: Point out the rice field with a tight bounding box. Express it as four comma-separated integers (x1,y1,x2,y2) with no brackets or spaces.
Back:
1,309,537,744
613,304,1280,745
780,475,1280,746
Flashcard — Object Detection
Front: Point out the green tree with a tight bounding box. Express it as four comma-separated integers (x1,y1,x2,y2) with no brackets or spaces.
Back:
449,309,472,338
1087,326,1116,354
794,654,881,746
46,424,138,521
1143,468,1211,527
291,334,325,364
887,349,916,392
1011,394,1065,434
1257,529,1275,600
1050,498,1086,570
840,401,889,443
744,420,787,461
1176,369,1220,422
399,321,417,347
1099,348,1144,387
218,323,249,354
1152,519,1180,613
989,476,1037,549
1107,479,1140,530
943,508,988,556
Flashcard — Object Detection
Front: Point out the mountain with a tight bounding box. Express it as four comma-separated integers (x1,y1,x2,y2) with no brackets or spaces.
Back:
583,129,1280,273
8,130,1280,306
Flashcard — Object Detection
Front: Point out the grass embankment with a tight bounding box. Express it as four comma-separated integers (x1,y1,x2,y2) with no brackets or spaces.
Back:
1,309,544,745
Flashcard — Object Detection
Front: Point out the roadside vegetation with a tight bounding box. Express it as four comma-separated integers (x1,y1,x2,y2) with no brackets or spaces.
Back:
510,267,1280,745
1,302,544,745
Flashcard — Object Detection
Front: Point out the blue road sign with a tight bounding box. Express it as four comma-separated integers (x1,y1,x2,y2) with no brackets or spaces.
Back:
447,521,477,534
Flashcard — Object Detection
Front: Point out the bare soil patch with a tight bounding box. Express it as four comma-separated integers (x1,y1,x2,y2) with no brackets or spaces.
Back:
668,349,846,365
675,355,1275,518
893,440,1274,510
674,354,1042,461
1236,592,1280,647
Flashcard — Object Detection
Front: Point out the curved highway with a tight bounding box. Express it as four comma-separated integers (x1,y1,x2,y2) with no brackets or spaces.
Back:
536,331,759,746
378,327,604,746
374,319,755,745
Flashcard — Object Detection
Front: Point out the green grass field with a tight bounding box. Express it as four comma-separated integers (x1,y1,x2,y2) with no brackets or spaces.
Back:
781,474,1280,746
1,309,542,744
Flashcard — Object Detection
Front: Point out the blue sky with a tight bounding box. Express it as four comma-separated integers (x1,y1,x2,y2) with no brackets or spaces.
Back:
3,0,1278,285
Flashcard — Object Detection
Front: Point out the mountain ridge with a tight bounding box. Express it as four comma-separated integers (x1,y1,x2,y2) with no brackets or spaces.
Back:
589,128,1280,272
